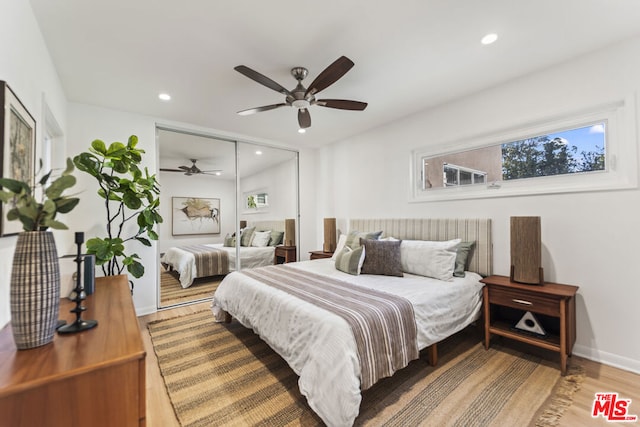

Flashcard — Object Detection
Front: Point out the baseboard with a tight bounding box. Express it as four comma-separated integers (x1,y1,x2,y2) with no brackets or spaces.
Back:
573,343,640,375
135,304,158,317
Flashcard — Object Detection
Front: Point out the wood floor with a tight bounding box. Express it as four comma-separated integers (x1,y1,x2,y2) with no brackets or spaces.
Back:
139,302,640,426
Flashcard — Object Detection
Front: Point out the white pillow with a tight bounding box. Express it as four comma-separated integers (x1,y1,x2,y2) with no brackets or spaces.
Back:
400,239,461,281
331,234,348,260
251,230,272,247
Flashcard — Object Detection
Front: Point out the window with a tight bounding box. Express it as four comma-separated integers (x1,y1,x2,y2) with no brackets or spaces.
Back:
442,163,487,187
244,189,269,212
410,97,637,202
501,123,605,181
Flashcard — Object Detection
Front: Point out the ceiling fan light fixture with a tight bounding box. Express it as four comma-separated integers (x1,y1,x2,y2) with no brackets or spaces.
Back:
292,99,310,109
234,56,366,130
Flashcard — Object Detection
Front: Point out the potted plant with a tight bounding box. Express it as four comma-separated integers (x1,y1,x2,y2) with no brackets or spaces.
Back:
0,158,79,349
73,135,162,292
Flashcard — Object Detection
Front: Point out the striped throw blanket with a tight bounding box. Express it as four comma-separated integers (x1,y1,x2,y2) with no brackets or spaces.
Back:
180,245,229,277
240,264,419,390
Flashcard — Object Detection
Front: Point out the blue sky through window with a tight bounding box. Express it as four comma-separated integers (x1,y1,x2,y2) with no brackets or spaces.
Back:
547,123,605,153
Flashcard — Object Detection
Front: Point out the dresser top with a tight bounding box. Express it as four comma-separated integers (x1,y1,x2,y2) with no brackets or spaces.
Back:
0,275,145,397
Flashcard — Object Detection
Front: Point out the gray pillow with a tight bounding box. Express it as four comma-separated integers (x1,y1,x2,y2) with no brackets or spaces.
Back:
454,241,475,277
268,230,284,246
360,238,403,277
344,230,383,249
240,227,255,247
334,246,365,275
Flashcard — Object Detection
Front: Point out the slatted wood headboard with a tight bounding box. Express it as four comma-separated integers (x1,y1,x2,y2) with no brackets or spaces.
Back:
349,218,492,276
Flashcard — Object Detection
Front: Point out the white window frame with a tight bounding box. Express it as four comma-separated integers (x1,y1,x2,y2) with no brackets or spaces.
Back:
410,95,637,202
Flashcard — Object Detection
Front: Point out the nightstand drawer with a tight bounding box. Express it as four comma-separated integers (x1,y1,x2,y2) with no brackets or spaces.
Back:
488,287,560,316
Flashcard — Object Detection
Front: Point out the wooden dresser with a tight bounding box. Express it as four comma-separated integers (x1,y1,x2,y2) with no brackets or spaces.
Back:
0,275,146,427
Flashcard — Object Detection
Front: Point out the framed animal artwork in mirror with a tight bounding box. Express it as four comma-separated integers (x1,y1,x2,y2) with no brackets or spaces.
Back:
172,197,221,235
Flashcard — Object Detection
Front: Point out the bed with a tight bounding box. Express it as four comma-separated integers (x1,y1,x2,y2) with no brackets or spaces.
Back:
161,220,288,288
211,218,492,426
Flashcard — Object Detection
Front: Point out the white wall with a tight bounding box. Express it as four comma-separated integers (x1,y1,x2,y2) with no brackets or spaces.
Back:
240,158,298,223
0,1,69,328
158,172,235,252
317,35,640,373
66,103,160,314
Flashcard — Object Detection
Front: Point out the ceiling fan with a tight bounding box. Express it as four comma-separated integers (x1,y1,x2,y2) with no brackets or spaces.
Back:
160,159,221,176
234,55,368,129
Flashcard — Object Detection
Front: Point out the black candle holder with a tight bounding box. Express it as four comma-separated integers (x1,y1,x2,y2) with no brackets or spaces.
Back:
58,232,98,334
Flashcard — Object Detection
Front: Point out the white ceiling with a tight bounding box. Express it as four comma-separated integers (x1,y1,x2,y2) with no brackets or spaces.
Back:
30,0,640,150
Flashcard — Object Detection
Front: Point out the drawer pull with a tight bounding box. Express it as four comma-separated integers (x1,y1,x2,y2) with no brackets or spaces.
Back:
512,298,532,306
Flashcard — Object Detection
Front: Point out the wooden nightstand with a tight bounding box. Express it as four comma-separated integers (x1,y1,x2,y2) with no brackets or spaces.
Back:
274,245,296,264
480,275,579,375
309,250,334,260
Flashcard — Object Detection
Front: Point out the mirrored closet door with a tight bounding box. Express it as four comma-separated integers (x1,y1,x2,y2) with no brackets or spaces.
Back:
157,128,237,308
156,127,299,308
237,141,299,264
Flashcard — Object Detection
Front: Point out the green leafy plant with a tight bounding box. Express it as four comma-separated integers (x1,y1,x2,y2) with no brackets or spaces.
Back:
0,158,79,231
73,135,162,283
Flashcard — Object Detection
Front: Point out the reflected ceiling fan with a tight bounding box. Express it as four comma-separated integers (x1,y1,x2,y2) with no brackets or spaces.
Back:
234,55,367,129
160,159,221,176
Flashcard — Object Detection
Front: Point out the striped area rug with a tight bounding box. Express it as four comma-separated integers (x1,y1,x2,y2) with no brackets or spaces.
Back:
148,311,584,427
160,267,222,307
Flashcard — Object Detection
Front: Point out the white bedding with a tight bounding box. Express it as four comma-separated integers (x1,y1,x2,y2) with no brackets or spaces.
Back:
161,243,275,288
211,258,484,426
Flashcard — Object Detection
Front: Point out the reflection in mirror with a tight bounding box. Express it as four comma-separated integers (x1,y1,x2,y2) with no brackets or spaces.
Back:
156,128,236,308
238,141,299,262
420,122,606,191
156,128,300,309
244,189,269,211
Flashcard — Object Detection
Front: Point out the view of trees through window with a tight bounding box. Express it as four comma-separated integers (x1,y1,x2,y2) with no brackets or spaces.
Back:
420,122,607,190
502,122,606,181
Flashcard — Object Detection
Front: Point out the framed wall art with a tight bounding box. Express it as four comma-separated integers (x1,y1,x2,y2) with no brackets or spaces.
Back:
172,197,221,235
0,81,36,236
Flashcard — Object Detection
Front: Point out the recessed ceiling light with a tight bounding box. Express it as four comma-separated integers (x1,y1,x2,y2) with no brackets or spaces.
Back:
481,33,498,45
255,150,262,155
158,93,171,101
215,172,221,176
298,128,306,134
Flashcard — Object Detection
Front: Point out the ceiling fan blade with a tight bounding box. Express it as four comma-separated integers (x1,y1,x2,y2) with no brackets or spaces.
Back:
234,65,292,97
305,56,354,97
159,168,183,173
237,103,287,116
316,99,368,111
298,108,311,129
178,166,190,171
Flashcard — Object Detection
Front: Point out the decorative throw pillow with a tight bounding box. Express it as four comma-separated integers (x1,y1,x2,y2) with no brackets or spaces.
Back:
360,238,403,277
400,239,461,281
344,230,383,249
240,227,255,247
331,234,348,260
223,233,236,247
251,230,272,247
268,230,284,246
453,241,475,277
334,246,365,275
